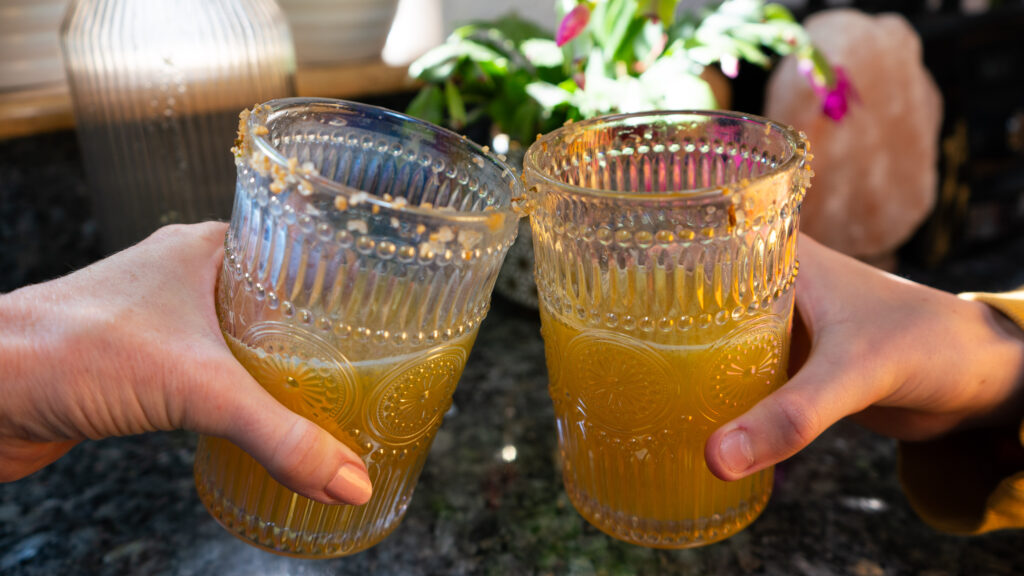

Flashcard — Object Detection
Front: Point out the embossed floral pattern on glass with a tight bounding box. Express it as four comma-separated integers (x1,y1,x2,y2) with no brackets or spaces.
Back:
524,110,810,549
193,98,520,558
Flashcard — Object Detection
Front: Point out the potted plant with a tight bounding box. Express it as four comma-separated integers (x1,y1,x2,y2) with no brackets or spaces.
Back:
406,0,850,307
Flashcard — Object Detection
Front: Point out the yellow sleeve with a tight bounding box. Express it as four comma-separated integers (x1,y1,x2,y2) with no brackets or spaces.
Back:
898,289,1024,534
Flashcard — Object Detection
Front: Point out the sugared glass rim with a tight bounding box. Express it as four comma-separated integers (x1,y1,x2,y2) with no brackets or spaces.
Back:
523,109,808,201
248,97,524,225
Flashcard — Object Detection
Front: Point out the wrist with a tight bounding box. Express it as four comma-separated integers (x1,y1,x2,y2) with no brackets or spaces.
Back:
959,295,1024,430
0,284,89,442
0,288,51,438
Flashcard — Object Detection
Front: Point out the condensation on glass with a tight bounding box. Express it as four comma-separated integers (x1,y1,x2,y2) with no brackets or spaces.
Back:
60,0,296,252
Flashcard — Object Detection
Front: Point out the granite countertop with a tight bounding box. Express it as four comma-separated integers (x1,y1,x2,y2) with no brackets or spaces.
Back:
2,132,1023,576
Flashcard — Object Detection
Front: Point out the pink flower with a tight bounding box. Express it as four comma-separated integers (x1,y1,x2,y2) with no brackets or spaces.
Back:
821,67,857,121
823,67,856,119
720,54,739,79
556,4,590,47
797,58,816,85
799,58,858,122
573,71,586,90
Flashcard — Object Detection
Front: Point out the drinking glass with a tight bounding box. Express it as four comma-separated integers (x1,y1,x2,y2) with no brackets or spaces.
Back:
524,110,810,548
193,98,521,558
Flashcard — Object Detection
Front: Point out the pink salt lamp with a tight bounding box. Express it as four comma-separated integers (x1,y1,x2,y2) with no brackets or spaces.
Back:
765,9,943,264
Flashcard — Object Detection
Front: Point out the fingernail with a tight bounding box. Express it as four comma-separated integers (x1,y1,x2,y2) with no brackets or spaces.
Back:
719,428,755,475
325,462,372,505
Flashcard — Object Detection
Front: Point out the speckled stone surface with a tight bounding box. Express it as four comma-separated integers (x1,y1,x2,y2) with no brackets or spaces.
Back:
2,131,1023,576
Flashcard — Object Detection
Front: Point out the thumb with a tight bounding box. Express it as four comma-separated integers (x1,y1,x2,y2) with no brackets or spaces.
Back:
704,341,879,481
189,364,373,506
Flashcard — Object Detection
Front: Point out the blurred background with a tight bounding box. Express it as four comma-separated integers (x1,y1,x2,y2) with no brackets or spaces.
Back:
2,0,1022,292
1,2,1023,575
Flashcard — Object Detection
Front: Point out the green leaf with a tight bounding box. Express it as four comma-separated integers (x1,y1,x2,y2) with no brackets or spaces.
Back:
474,57,510,77
521,38,564,68
444,80,467,129
606,75,654,113
406,85,445,126
668,13,700,44
454,13,552,52
607,0,640,61
592,0,639,61
458,39,512,66
686,44,721,66
570,73,641,117
556,78,579,92
484,13,553,46
764,3,796,22
757,21,809,54
613,17,648,63
634,15,665,59
464,107,487,127
716,0,766,20
510,98,542,144
560,23,595,72
584,47,609,88
466,61,496,90
655,0,676,26
526,81,573,109
732,37,769,67
409,40,509,83
451,22,481,40
640,58,716,109
807,46,836,86
408,43,460,81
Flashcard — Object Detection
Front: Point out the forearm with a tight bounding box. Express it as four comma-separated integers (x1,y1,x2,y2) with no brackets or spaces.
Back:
925,293,1024,432
899,288,1024,534
963,295,1024,429
2,278,174,442
0,286,86,480
0,286,81,441
1,288,47,436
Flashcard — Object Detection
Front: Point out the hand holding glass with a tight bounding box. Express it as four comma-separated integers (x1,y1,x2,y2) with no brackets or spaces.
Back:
193,98,521,558
525,111,810,547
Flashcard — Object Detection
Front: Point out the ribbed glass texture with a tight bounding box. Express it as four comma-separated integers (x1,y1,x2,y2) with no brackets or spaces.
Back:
194,98,521,558
60,0,296,252
524,110,810,548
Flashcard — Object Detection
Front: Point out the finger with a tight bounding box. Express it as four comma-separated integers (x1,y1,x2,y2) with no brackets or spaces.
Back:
187,366,372,506
0,439,80,482
188,220,230,244
142,221,228,250
787,305,811,378
139,222,228,291
704,345,880,481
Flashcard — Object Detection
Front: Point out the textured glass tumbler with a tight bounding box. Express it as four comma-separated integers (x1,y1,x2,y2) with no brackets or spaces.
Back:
61,0,296,252
193,98,521,557
525,111,810,548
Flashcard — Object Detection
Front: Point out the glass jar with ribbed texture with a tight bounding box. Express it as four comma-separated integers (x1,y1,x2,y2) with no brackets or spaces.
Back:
60,0,296,252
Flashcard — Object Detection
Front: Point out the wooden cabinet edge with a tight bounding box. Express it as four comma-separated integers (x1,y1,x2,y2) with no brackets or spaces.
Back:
0,62,416,141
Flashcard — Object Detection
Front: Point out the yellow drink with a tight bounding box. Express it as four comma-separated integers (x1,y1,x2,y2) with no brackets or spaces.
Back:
524,109,808,548
540,305,790,547
195,328,476,557
196,98,521,557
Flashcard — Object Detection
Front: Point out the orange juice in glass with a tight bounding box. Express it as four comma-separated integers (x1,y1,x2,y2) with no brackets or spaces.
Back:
193,98,521,558
525,110,810,548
